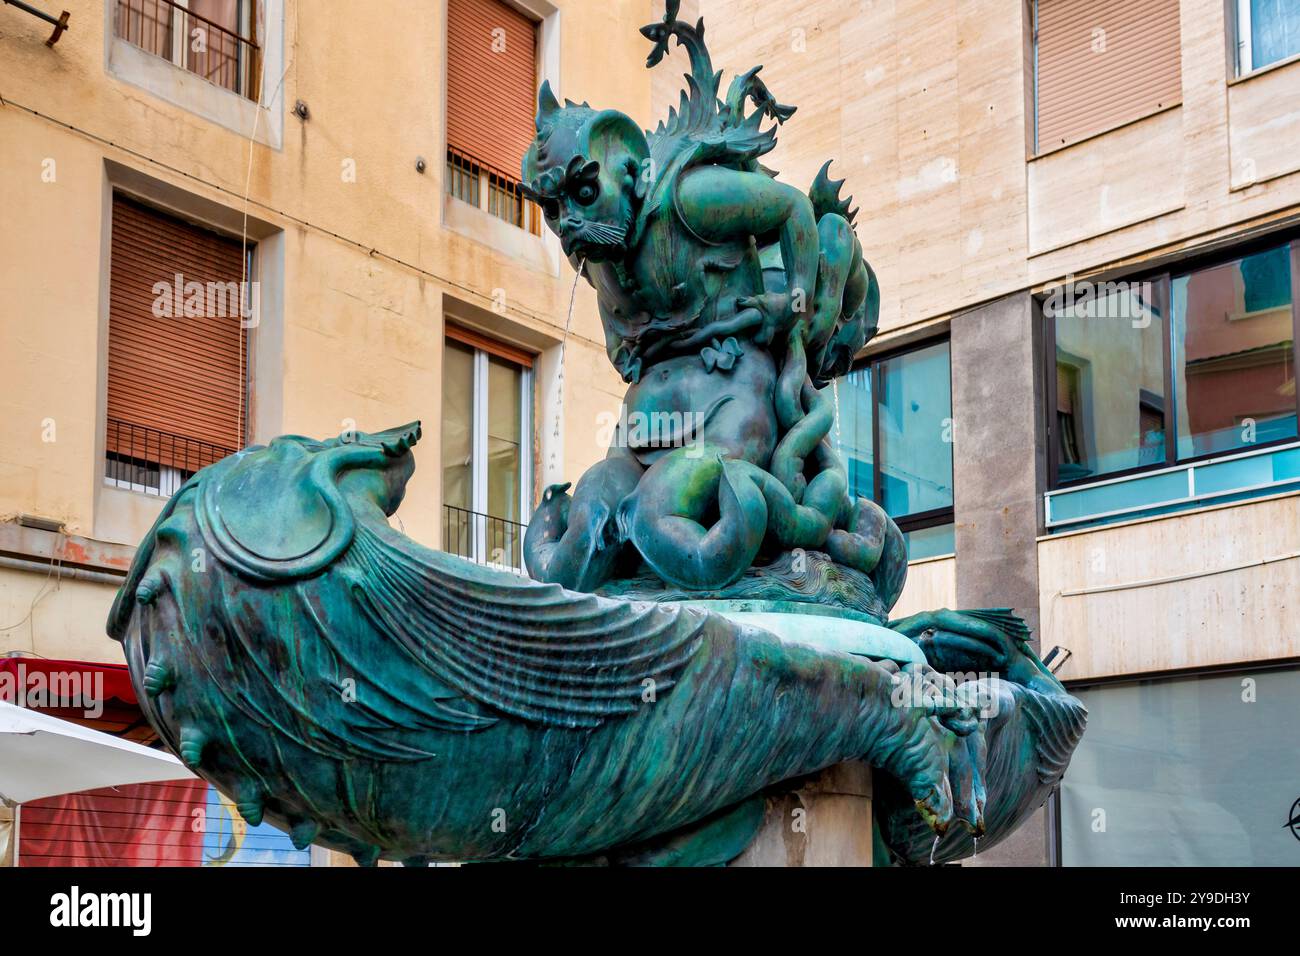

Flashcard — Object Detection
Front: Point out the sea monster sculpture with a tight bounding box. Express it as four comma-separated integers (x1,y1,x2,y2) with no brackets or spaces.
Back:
107,5,1085,866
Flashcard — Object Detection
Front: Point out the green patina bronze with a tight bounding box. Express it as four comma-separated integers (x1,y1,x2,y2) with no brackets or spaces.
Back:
107,4,1085,866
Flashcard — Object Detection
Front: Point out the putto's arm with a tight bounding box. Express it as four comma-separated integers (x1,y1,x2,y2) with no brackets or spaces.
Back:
677,166,820,343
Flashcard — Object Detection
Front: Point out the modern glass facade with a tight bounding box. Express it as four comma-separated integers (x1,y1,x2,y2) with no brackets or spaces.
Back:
1046,239,1300,528
1060,667,1300,865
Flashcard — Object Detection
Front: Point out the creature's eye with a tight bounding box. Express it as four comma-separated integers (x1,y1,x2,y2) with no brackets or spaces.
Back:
573,182,599,206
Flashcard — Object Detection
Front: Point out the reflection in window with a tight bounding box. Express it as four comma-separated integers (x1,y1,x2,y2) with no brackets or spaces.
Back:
1237,0,1300,73
1171,245,1297,459
1052,285,1166,481
834,365,874,503
833,341,955,560
878,342,954,516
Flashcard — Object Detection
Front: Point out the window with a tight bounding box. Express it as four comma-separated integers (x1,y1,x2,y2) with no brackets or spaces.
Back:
113,0,261,100
1236,0,1300,74
1058,667,1299,865
1032,0,1182,153
833,340,955,560
445,0,542,234
106,195,251,496
1044,240,1300,528
1050,281,1168,481
441,324,533,572
1171,244,1296,458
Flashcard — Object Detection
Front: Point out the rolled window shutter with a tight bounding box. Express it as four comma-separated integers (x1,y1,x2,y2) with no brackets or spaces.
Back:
447,0,538,178
446,321,534,368
1036,0,1182,152
107,195,247,470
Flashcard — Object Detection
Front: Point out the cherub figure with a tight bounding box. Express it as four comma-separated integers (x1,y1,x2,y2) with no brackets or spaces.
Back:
521,7,897,604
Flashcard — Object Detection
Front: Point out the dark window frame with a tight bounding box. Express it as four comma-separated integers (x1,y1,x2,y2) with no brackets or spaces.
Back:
844,336,956,543
1043,233,1300,490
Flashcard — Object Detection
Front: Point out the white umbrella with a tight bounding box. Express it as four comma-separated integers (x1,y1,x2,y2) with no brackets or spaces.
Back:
0,700,194,806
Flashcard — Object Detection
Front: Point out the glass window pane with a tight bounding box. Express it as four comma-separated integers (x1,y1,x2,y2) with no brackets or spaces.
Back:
1053,285,1167,480
831,366,874,502
1247,0,1300,70
441,340,474,514
1061,668,1300,865
902,522,954,560
486,356,523,526
877,341,953,516
1171,245,1296,460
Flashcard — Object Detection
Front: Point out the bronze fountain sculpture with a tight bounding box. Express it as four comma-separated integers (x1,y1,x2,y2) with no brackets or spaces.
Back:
108,4,1085,866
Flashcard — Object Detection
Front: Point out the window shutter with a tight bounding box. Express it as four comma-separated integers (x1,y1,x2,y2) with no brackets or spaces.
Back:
1036,0,1182,152
445,321,534,368
107,195,247,469
447,0,538,178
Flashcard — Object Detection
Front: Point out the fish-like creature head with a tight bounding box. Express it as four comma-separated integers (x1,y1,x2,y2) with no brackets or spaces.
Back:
304,420,423,518
521,81,649,263
108,421,423,640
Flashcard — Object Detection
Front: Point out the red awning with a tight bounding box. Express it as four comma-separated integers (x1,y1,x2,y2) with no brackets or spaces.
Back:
0,658,137,706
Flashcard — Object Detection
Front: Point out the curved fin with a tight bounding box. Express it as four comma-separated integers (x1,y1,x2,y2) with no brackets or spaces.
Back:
339,521,708,729
809,160,858,224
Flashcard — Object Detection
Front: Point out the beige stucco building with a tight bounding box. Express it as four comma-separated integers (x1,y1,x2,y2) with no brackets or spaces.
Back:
0,0,646,866
2,0,1298,867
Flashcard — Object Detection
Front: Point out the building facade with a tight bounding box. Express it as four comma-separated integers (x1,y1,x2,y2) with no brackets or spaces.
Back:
0,0,644,866
682,0,1300,865
2,0,1298,867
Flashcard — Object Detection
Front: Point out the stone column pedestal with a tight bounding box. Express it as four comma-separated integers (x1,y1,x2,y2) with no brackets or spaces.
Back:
730,760,873,866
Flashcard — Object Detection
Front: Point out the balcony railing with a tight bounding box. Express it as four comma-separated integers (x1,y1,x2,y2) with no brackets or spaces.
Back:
446,146,542,236
114,0,261,101
442,504,528,575
105,418,237,496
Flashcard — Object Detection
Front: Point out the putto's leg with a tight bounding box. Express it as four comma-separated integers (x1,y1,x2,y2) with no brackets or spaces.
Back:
619,447,768,590
825,494,888,576
523,453,644,591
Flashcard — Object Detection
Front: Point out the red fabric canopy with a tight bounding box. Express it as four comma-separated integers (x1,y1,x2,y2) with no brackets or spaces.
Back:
0,657,137,706
19,781,207,866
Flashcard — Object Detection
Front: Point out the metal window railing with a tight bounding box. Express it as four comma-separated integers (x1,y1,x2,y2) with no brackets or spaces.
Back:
114,0,261,101
105,418,237,496
446,146,542,236
442,504,528,574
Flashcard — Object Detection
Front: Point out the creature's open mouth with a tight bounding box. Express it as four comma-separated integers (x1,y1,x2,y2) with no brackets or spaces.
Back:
373,422,422,459
561,221,629,261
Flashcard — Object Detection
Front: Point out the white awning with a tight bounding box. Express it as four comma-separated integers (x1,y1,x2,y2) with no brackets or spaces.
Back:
0,700,194,806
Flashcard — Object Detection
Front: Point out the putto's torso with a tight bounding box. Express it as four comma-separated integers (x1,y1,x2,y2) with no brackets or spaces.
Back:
588,175,768,379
